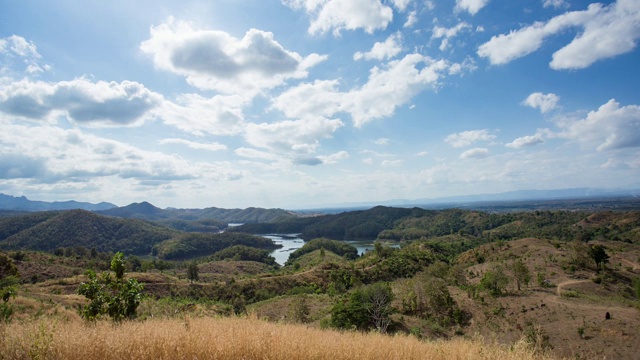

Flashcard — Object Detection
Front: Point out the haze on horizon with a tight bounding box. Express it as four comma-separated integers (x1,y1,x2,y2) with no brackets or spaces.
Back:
1,0,639,209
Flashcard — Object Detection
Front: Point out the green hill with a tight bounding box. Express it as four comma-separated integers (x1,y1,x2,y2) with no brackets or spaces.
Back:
0,209,178,255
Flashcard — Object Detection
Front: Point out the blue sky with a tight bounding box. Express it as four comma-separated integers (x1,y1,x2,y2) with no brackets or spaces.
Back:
1,0,639,209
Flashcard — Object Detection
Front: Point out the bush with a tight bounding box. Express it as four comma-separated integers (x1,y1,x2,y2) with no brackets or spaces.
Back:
77,252,144,321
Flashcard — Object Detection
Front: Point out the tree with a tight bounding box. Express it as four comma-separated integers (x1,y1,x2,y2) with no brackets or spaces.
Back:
330,282,394,333
77,252,144,321
0,253,19,322
512,259,531,291
289,295,310,323
187,261,199,283
480,265,510,296
589,245,609,270
362,282,394,333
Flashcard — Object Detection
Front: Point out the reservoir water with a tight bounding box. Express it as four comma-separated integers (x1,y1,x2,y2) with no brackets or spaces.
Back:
265,234,397,266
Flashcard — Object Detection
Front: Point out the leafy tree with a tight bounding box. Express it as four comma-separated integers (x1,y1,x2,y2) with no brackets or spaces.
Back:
187,261,199,283
589,245,609,270
0,252,19,322
480,265,510,296
330,282,394,333
77,252,143,321
512,259,531,291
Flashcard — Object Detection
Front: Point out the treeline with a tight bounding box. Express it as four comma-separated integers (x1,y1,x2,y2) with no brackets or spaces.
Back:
380,209,640,243
231,206,429,240
152,232,281,260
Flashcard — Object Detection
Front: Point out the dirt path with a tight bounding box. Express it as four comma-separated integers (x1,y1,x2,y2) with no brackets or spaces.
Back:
556,279,591,296
620,258,640,271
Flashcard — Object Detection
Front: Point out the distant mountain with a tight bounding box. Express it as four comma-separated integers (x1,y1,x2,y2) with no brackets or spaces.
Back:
300,188,640,211
98,203,296,224
0,209,178,255
0,193,117,212
97,201,167,219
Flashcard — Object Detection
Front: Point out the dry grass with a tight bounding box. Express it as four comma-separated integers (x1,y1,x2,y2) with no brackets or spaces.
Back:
0,315,554,360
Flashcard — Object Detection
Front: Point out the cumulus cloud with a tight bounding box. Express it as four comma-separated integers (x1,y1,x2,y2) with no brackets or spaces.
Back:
478,1,640,69
560,99,640,151
522,92,560,113
244,117,345,156
0,35,50,75
404,11,418,28
0,78,162,125
460,147,489,159
159,138,227,151
432,22,471,51
0,123,241,184
445,129,496,147
354,33,403,61
390,0,411,12
160,93,247,136
319,150,349,164
543,0,567,9
374,138,390,145
140,18,326,93
344,54,471,127
283,0,393,35
506,132,546,148
272,54,473,127
456,0,490,15
271,79,342,119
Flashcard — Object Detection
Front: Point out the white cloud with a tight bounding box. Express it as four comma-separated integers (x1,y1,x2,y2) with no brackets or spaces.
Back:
140,18,326,93
560,99,640,151
506,132,546,148
244,117,345,156
0,35,49,75
522,92,560,113
391,0,411,12
432,22,471,51
234,147,279,161
271,79,342,119
382,159,404,166
445,129,496,147
354,33,403,61
0,123,240,183
159,138,227,152
404,11,418,28
161,93,247,136
374,138,390,145
0,78,162,126
273,53,472,127
319,150,349,164
344,54,469,127
460,147,489,159
478,1,640,69
455,0,489,15
543,0,567,9
283,0,393,35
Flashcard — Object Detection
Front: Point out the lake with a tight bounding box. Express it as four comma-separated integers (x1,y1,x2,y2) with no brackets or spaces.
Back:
264,234,398,266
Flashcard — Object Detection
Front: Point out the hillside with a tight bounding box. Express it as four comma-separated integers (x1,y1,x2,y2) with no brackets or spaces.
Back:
231,206,429,239
0,209,179,255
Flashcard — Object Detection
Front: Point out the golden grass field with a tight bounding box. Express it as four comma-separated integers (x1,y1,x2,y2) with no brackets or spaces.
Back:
0,315,553,360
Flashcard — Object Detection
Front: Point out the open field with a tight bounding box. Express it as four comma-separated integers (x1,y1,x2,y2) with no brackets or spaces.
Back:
0,315,555,360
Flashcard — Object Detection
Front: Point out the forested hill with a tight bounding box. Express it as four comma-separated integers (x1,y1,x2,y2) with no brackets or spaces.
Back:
230,206,431,240
97,202,296,223
230,207,640,244
0,209,179,255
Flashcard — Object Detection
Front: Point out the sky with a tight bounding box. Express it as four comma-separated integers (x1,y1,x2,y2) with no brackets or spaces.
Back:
1,0,639,209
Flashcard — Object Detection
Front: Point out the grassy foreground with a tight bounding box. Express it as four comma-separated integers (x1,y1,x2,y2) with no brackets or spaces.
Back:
0,315,553,360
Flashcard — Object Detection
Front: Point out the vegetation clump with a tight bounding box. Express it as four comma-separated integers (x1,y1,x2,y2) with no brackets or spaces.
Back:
77,252,144,321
